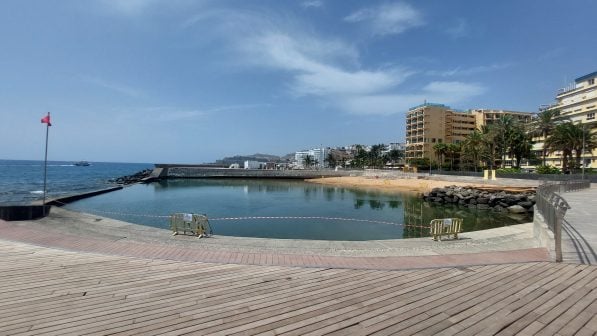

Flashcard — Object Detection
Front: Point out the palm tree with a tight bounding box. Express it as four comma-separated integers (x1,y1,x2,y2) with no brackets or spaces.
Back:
463,130,485,171
570,123,597,170
545,122,574,172
534,109,560,166
303,154,315,169
432,143,448,171
446,143,461,170
493,115,516,168
325,152,337,168
508,122,533,168
480,125,499,169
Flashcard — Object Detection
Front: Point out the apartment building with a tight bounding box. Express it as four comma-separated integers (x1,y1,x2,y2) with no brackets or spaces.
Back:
405,103,476,161
471,109,534,126
405,103,534,164
295,148,328,168
536,71,597,168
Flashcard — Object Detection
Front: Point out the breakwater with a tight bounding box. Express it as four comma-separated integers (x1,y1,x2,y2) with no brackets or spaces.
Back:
422,185,536,213
150,165,359,179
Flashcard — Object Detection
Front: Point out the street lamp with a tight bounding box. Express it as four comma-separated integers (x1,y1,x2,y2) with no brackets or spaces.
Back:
582,124,586,179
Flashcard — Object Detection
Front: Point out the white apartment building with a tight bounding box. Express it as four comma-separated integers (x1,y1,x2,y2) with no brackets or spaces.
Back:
295,148,328,168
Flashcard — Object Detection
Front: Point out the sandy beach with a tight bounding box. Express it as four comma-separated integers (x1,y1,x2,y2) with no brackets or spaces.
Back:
306,176,511,193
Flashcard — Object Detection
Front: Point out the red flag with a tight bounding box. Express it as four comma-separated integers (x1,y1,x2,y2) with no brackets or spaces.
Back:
41,114,51,126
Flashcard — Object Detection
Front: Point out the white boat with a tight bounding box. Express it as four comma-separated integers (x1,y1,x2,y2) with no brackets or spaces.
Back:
74,161,90,166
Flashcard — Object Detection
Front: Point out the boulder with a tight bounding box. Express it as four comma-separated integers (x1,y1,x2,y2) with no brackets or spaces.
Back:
477,197,489,204
518,201,534,209
507,205,527,214
477,204,491,210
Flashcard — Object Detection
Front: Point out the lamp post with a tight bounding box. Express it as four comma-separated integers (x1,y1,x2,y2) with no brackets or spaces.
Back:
582,124,586,179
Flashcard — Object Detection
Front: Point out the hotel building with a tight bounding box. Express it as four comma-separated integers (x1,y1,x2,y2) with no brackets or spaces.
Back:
405,103,534,164
536,71,597,168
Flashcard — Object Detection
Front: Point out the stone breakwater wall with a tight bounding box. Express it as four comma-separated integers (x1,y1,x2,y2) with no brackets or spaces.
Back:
422,186,536,213
109,169,152,185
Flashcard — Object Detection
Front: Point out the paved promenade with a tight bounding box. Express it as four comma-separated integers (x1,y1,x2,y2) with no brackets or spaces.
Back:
1,239,596,335
0,177,596,334
561,186,597,264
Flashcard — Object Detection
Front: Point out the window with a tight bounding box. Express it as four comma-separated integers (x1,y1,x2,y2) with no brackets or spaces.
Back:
432,138,436,143
588,113,595,120
589,78,595,85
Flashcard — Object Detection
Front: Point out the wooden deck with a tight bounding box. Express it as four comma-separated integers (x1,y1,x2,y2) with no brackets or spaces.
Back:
1,240,596,335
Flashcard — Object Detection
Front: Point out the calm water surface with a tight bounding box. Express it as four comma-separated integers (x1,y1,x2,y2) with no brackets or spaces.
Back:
65,179,532,240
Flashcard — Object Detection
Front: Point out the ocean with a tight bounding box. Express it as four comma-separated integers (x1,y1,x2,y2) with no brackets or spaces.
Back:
0,160,153,204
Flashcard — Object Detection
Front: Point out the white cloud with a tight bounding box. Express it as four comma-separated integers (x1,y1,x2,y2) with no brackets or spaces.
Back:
344,2,424,36
426,63,512,77
97,0,158,15
444,19,469,38
80,76,144,98
340,81,485,115
301,1,323,9
246,32,411,96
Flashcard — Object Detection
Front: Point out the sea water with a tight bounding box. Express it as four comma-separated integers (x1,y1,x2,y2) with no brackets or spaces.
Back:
0,159,152,204
64,178,532,240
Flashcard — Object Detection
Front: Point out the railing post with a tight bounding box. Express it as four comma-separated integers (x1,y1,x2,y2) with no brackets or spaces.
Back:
554,210,563,262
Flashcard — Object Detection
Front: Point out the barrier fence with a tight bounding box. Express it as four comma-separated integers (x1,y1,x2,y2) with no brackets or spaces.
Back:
535,180,590,262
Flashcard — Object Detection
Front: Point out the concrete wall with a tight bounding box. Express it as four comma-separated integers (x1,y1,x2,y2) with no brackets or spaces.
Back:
0,205,51,221
152,167,363,179
533,206,557,262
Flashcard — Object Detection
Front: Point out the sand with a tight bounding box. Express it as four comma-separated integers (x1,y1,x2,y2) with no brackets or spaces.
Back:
306,176,497,193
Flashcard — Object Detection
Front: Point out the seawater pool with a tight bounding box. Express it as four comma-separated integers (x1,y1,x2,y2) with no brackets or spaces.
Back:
64,179,532,241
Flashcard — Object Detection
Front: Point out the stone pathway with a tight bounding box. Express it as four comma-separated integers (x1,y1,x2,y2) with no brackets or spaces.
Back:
561,186,597,264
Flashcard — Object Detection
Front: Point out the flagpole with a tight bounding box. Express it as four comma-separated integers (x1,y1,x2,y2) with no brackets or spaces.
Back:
43,112,50,211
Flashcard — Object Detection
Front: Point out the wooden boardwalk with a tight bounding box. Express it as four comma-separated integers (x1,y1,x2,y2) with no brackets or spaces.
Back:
1,240,596,335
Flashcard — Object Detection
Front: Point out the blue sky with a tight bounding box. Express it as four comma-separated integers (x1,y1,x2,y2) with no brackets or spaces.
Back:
1,0,595,163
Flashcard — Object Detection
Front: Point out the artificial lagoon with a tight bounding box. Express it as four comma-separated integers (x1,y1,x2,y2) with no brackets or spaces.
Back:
64,179,532,241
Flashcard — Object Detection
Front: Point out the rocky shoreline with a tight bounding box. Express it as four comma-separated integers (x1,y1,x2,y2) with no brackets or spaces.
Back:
109,169,152,185
422,185,535,213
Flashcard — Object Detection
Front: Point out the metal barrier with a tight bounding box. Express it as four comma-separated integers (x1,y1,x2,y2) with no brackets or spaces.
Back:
535,180,590,262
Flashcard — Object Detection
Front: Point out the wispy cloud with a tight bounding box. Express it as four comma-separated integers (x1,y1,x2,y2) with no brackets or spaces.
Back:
444,18,469,38
344,2,424,36
340,81,485,115
426,63,513,77
182,6,482,116
80,76,144,98
121,103,272,123
301,0,323,9
247,33,410,96
97,0,159,16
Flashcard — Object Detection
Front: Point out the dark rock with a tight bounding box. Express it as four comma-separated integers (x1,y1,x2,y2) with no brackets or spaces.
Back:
507,205,526,213
518,201,534,209
477,204,490,210
477,197,489,204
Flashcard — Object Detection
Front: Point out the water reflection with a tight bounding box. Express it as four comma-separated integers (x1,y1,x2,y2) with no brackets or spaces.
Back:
67,178,532,241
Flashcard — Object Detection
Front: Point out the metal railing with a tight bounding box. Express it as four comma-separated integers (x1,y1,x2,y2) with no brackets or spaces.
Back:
535,180,590,262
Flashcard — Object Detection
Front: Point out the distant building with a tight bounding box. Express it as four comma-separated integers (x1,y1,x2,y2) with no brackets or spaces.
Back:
535,71,597,169
405,103,476,162
470,109,534,127
295,148,328,168
405,103,534,165
244,160,262,169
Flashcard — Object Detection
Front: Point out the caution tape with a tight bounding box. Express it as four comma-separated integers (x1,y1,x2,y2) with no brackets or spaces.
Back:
56,201,407,227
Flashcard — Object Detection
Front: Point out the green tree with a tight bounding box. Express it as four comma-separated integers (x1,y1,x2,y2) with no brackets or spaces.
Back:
432,143,448,170
324,152,337,168
545,123,575,172
369,144,386,168
303,154,315,169
446,143,461,170
463,130,485,171
508,123,533,168
534,109,560,166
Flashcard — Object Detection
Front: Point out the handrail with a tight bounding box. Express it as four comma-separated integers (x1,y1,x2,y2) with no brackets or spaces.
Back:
535,180,590,262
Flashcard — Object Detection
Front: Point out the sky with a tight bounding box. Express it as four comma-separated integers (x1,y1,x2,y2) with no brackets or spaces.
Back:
1,0,596,163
